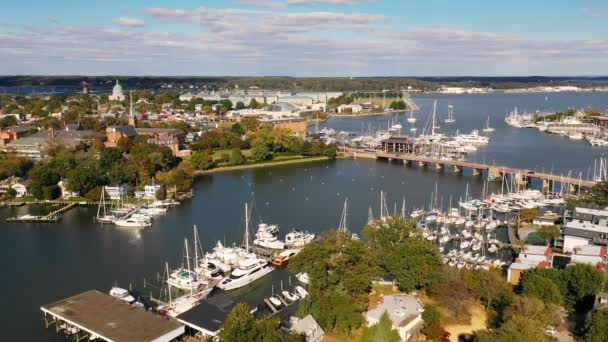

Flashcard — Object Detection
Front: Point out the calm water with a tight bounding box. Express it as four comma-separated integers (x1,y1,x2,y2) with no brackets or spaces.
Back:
1,92,607,340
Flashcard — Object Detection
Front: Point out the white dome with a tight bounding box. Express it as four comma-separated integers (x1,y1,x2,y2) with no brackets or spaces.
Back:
113,80,123,95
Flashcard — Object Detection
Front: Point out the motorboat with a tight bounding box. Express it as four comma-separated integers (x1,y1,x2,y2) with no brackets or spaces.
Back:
282,290,299,302
268,296,283,308
296,272,310,285
272,249,297,267
217,258,274,291
114,217,151,228
254,223,285,250
295,286,309,298
568,132,584,140
109,287,135,303
285,229,315,248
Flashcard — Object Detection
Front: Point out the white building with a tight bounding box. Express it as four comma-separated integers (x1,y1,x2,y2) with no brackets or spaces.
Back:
571,245,607,266
134,185,162,200
179,93,195,102
337,104,362,114
109,80,126,101
278,96,314,107
58,180,79,199
286,315,324,342
104,184,129,200
364,294,424,341
507,245,553,284
563,207,608,252
11,182,29,197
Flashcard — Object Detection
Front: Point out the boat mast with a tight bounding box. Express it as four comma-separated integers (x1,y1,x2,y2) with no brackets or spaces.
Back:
367,206,373,224
165,262,172,303
339,198,349,233
401,197,406,218
431,100,437,136
244,202,250,252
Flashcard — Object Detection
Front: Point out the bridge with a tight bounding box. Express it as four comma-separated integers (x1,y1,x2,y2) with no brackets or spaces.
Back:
375,152,597,189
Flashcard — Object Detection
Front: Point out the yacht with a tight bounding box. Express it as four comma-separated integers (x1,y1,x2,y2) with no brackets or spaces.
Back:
568,132,584,140
114,217,151,228
167,239,204,291
158,288,212,318
285,229,315,248
296,272,310,285
282,290,299,302
217,258,274,291
254,223,285,250
407,111,417,123
295,286,309,298
109,287,135,303
444,105,455,123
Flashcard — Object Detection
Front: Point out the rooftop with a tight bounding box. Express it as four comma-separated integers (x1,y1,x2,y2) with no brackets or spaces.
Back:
522,245,552,255
573,245,608,256
575,207,608,217
177,290,245,336
41,290,184,342
365,294,422,327
565,220,608,234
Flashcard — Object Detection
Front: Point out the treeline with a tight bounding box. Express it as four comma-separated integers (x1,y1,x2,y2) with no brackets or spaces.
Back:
189,122,337,170
0,136,193,200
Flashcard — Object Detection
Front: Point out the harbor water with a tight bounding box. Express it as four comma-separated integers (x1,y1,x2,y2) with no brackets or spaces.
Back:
1,92,607,340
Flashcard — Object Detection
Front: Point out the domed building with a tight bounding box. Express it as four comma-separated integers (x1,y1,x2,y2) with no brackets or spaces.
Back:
109,80,125,101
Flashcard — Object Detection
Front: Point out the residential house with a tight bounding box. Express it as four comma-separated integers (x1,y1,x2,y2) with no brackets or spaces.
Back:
571,245,607,267
3,126,101,159
11,181,29,197
104,184,129,200
58,180,80,199
563,207,608,252
105,125,137,148
364,294,424,341
134,184,162,200
507,245,553,284
0,176,24,195
135,128,186,156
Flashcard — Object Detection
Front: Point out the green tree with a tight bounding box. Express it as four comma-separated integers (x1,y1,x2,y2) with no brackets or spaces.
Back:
520,271,564,305
519,208,540,222
563,263,603,309
389,100,407,110
585,181,608,207
219,303,255,342
465,269,513,310
363,217,445,292
231,123,245,136
229,148,246,165
250,139,273,162
0,115,18,128
219,99,233,111
190,150,216,170
241,117,260,132
249,98,261,109
235,101,246,110
537,225,561,244
360,311,400,342
584,309,608,342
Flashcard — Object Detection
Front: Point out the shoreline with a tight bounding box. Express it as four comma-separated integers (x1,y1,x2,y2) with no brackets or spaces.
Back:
194,156,333,175
331,110,411,118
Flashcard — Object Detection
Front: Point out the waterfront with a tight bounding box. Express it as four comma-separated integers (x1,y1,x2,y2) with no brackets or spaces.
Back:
1,91,608,340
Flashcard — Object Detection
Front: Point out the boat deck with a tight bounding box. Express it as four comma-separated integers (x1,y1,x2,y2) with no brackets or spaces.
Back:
41,289,184,342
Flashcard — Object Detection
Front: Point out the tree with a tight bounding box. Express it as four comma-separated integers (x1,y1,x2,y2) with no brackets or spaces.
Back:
190,150,216,170
585,181,608,207
363,217,445,292
156,186,167,200
235,101,246,110
389,100,406,110
0,115,18,128
465,269,513,310
220,303,255,342
229,148,246,165
520,270,564,305
563,263,603,309
537,225,561,245
219,99,233,111
231,123,245,136
241,117,260,132
250,139,273,162
249,98,261,109
584,309,608,342
360,311,400,342
519,208,540,222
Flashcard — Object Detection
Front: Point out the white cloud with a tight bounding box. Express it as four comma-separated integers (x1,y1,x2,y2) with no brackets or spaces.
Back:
287,0,360,5
112,17,145,28
239,0,287,9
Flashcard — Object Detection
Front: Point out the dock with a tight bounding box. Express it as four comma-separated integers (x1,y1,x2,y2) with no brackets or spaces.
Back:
6,202,77,222
41,289,184,342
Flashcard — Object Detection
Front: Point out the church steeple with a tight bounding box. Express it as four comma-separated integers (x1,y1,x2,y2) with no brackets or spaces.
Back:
128,90,136,127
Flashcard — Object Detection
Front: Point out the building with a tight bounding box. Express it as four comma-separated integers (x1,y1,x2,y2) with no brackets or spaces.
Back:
58,180,79,199
570,245,607,267
380,137,416,153
278,96,314,107
563,207,608,252
0,125,35,147
3,126,101,159
105,125,137,148
11,181,29,197
0,176,24,196
285,315,324,342
104,185,129,200
259,117,308,135
507,245,553,284
532,212,563,226
134,184,162,200
364,294,424,341
337,104,362,114
109,80,126,101
135,128,186,156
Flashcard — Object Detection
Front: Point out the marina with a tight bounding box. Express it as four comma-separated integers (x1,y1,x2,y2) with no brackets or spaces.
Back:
2,91,608,340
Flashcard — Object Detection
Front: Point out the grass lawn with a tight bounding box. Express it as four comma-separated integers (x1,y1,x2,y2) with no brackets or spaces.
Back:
354,97,403,106
368,283,402,310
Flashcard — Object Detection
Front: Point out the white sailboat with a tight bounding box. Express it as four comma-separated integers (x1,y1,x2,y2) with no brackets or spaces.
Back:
444,105,455,123
407,110,416,123
96,190,116,223
167,238,204,291
482,116,495,132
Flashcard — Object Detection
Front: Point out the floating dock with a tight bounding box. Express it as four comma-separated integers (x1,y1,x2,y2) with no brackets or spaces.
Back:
41,289,184,342
6,202,78,222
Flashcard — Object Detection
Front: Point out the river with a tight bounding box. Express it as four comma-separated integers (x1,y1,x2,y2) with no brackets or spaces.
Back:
1,91,607,340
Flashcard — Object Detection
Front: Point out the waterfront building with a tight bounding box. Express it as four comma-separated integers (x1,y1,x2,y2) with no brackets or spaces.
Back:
364,294,424,341
570,245,607,267
0,176,28,197
285,315,325,342
295,91,343,103
10,181,29,197
507,245,553,284
58,180,79,199
134,184,163,200
230,102,303,120
380,137,416,154
3,126,101,159
563,207,608,252
104,184,129,200
337,104,362,114
109,80,126,101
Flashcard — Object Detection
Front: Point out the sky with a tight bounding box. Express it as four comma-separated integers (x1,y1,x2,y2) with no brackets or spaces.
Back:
0,0,607,76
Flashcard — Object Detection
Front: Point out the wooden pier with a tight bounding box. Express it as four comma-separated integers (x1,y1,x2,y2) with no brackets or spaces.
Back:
376,152,597,189
6,202,78,222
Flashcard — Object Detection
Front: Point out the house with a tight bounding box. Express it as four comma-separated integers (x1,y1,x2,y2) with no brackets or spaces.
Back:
104,184,129,200
11,181,29,197
58,180,79,199
0,125,35,147
364,294,424,341
571,245,607,267
507,245,553,284
337,104,362,114
134,184,162,200
3,126,101,159
0,176,24,195
285,315,324,342
563,207,608,252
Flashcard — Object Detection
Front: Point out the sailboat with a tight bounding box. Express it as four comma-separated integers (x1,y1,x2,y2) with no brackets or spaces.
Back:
407,110,416,123
390,116,402,130
482,116,495,132
444,105,455,123
167,238,204,291
96,190,116,223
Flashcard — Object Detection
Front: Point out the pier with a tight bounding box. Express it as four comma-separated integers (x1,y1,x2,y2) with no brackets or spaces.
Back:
6,202,77,222
376,152,597,189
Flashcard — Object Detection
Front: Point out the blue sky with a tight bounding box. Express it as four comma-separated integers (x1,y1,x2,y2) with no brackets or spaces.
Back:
1,0,607,76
